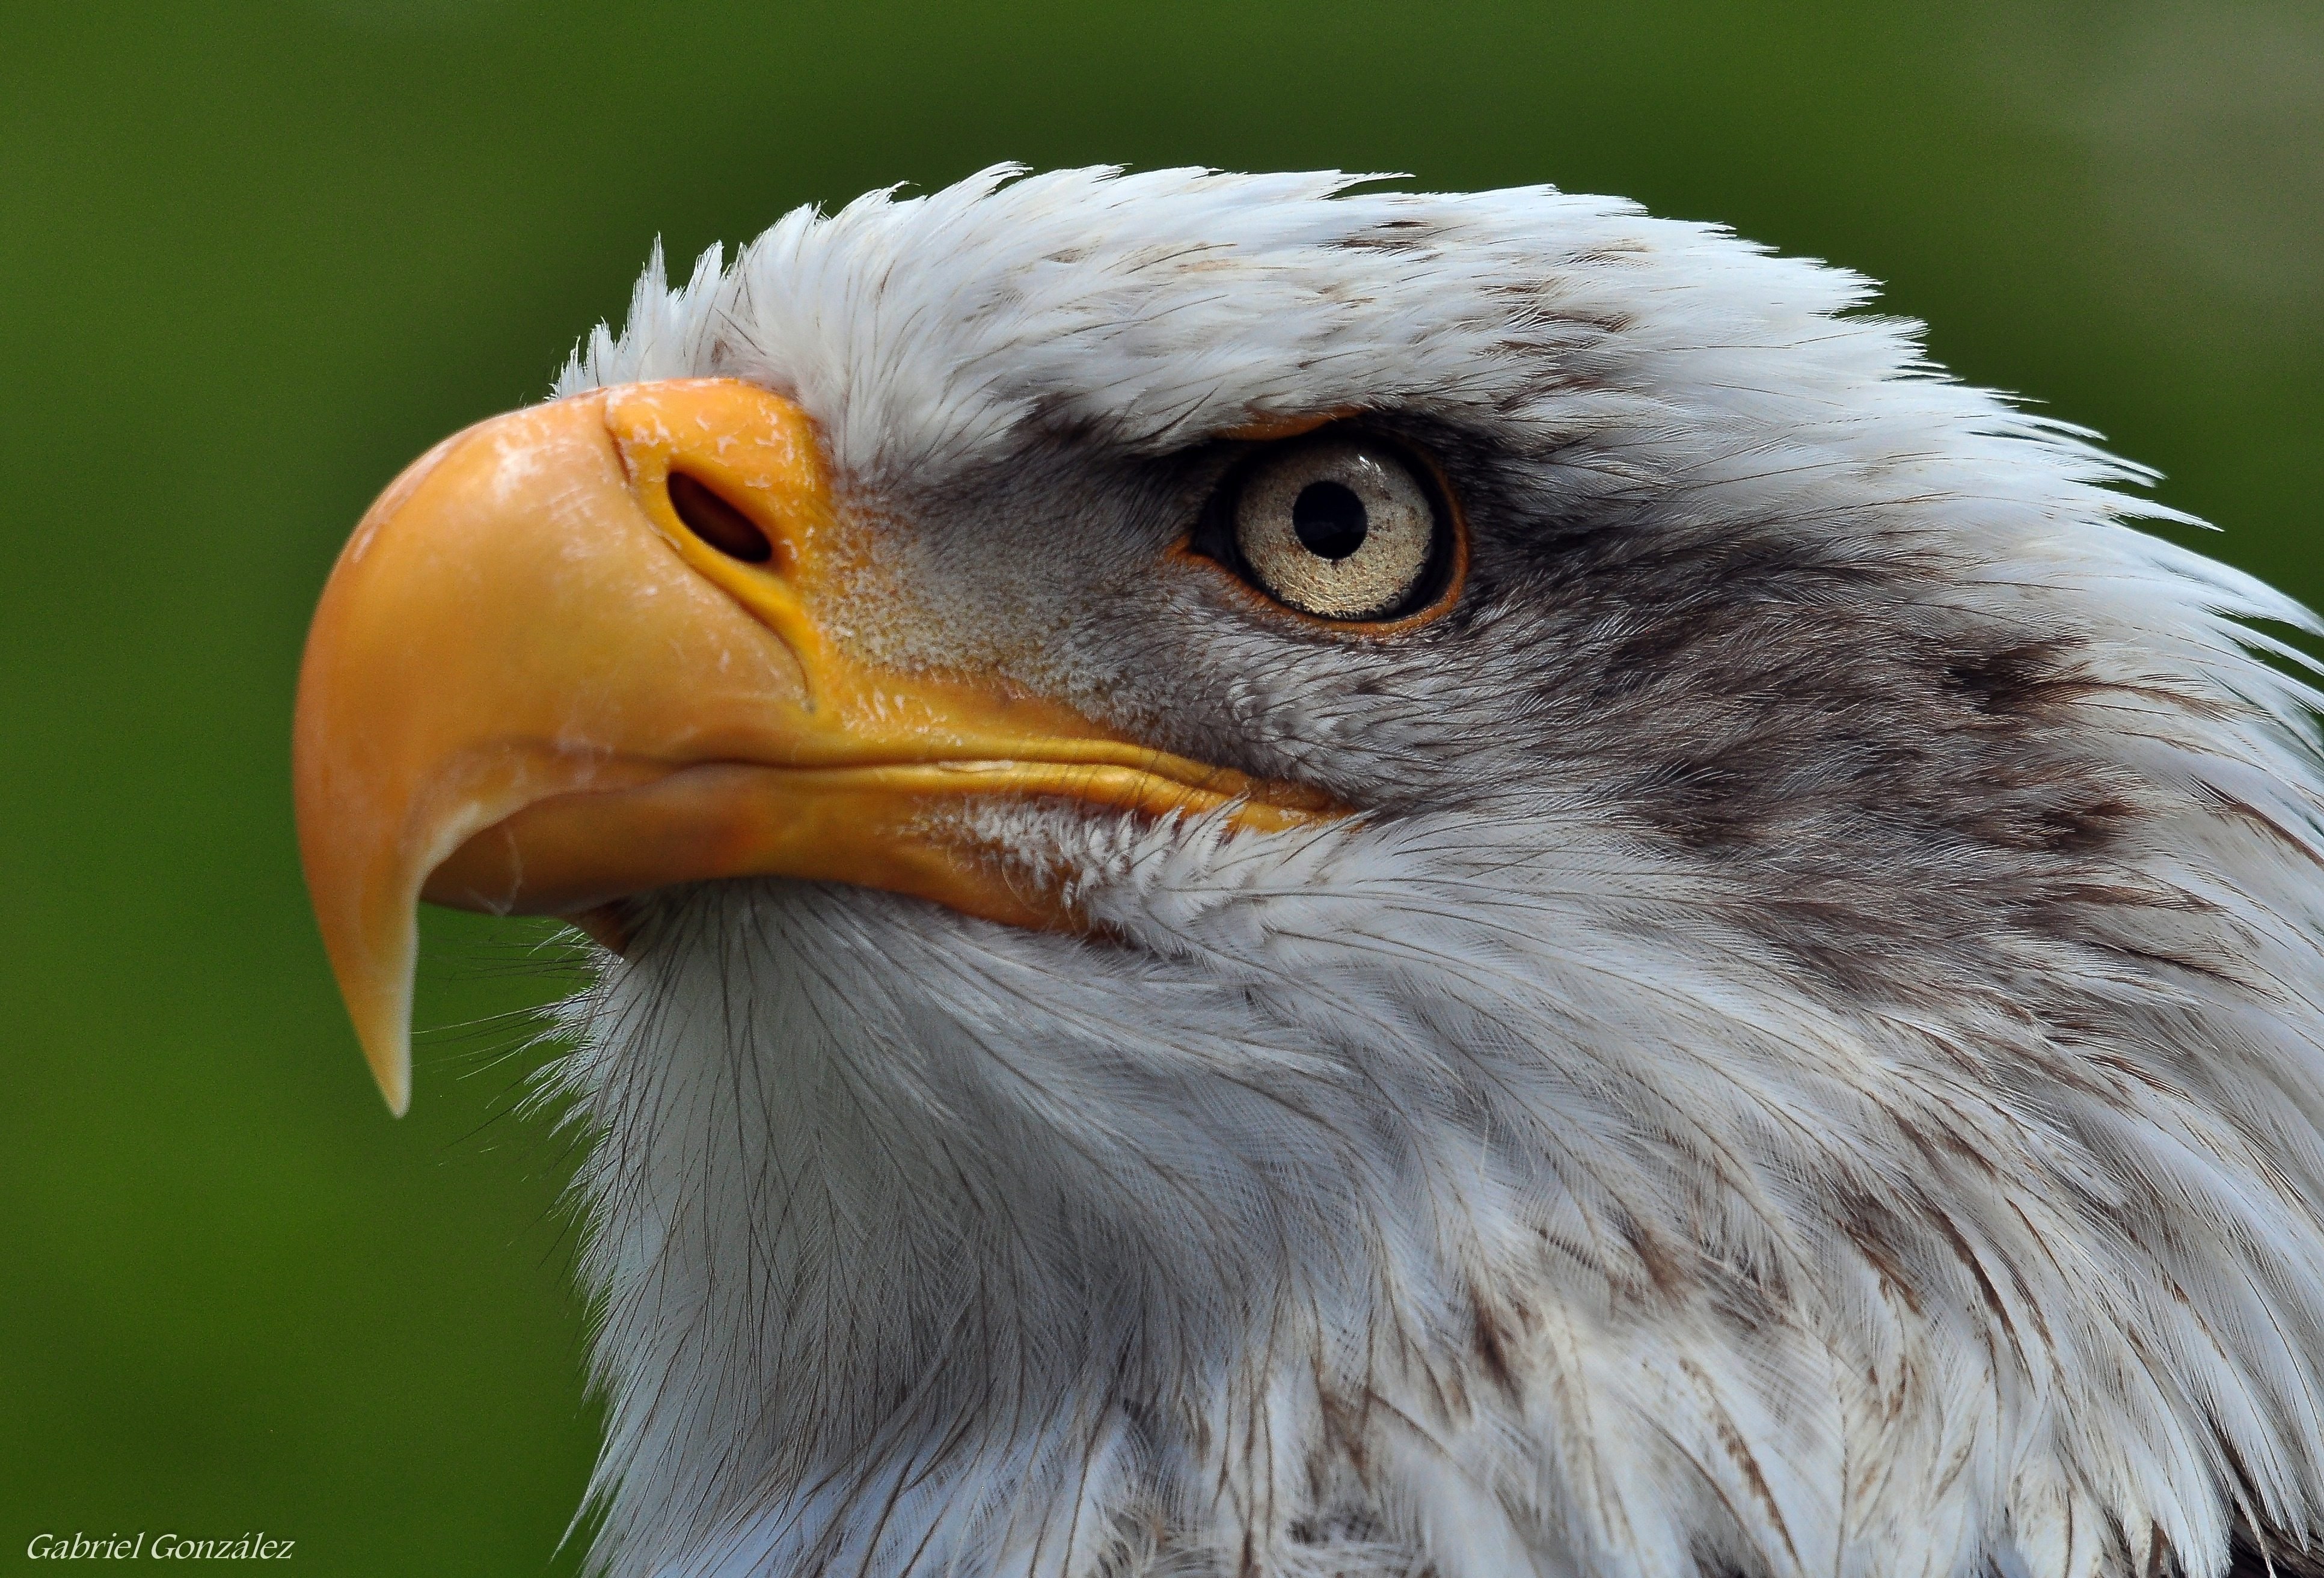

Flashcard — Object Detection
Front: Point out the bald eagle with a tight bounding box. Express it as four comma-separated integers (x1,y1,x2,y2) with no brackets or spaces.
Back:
294,168,2324,1578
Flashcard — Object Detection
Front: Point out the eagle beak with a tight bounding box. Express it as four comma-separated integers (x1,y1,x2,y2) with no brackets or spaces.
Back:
294,379,1325,1113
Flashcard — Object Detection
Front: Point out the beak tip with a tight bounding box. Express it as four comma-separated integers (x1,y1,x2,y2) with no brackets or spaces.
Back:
351,991,414,1118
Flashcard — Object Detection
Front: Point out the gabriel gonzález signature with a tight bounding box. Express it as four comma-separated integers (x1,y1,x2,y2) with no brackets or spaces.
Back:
25,1531,293,1561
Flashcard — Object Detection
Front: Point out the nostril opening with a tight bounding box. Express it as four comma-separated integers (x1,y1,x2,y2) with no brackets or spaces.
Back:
667,471,773,564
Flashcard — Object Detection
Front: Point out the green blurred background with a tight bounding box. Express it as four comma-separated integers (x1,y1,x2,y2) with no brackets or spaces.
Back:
4,1,2319,1570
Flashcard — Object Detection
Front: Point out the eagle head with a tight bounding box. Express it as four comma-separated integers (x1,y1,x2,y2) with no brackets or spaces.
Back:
293,167,2324,1578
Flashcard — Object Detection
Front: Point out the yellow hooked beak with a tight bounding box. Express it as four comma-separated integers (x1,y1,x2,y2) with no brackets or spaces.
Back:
293,379,1331,1113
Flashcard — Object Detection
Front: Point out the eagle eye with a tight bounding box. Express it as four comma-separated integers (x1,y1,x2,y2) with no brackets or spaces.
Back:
1212,435,1452,622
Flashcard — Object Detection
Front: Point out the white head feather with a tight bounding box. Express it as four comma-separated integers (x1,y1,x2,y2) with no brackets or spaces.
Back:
542,166,2324,1578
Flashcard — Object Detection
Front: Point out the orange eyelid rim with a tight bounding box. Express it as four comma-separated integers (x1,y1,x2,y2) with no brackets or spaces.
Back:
1176,427,1471,637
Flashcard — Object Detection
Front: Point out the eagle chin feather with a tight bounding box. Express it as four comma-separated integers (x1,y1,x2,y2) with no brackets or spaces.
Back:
537,167,2324,1578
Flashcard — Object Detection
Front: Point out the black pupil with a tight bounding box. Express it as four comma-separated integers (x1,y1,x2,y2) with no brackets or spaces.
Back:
1292,481,1368,561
